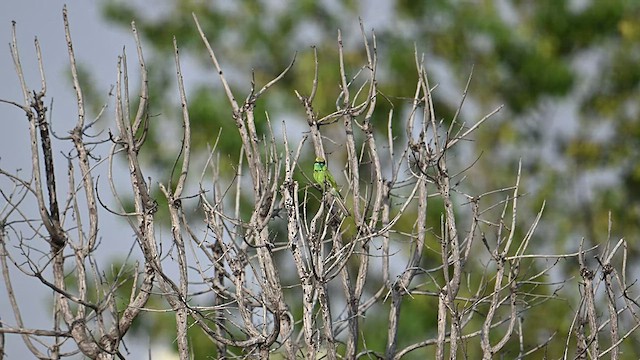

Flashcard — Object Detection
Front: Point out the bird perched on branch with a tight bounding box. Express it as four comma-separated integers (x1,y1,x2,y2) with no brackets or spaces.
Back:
313,157,349,216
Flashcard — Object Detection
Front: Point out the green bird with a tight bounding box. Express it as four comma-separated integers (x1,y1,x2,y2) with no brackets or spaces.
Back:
313,157,349,215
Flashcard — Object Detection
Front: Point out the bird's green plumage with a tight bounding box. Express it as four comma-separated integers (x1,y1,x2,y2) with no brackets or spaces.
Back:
313,157,338,192
313,156,349,215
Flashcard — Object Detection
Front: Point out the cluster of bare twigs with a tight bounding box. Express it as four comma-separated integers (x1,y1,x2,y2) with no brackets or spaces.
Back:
1,7,639,360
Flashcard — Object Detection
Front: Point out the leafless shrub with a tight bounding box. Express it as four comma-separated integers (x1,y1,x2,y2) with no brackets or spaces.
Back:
0,7,638,360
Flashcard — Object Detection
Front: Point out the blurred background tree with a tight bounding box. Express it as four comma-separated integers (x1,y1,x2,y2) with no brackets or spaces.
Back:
83,0,640,357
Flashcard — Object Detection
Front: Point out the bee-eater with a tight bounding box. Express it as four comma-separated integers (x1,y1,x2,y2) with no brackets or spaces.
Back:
313,157,349,215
